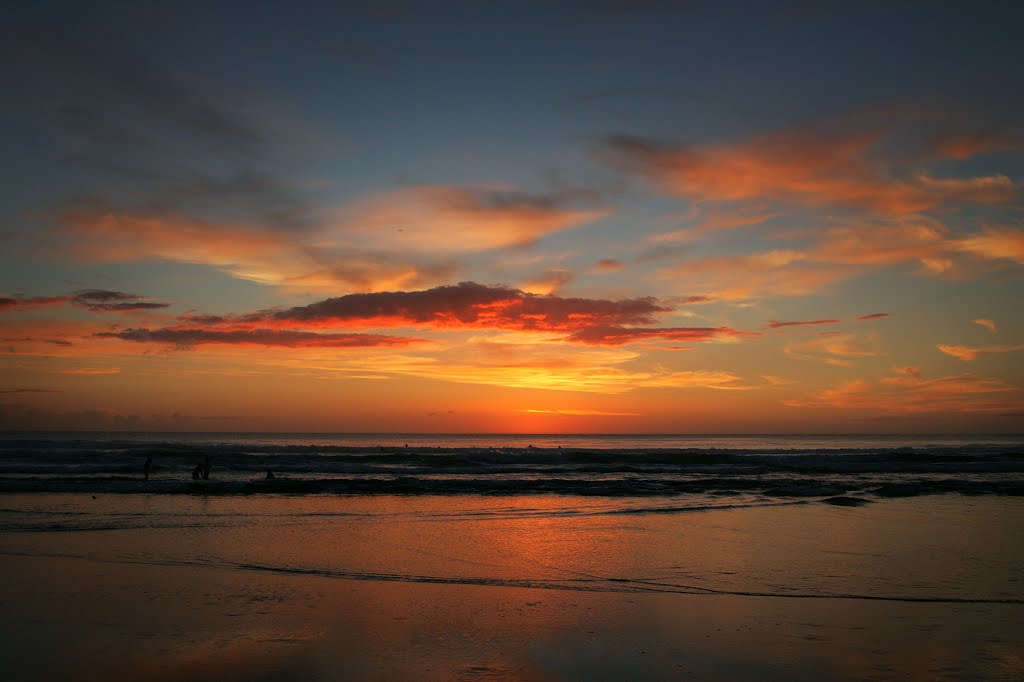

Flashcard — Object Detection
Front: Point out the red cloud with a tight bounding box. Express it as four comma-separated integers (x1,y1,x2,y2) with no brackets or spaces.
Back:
95,328,423,348
170,282,753,348
766,319,840,329
857,313,891,321
245,282,672,332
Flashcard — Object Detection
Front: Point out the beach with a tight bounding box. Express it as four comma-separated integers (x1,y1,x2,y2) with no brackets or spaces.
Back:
2,488,1022,681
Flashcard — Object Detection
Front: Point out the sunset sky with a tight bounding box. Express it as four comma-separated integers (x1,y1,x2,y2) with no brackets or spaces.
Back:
2,1,1023,433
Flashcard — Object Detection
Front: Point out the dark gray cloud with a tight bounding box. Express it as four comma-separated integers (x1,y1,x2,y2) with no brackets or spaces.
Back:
7,26,318,233
1,290,169,313
96,327,423,349
767,319,840,329
71,289,170,312
0,388,63,394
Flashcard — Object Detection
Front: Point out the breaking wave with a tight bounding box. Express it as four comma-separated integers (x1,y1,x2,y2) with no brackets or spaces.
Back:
1,434,1021,499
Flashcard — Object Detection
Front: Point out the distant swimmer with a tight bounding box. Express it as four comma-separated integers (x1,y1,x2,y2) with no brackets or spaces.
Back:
192,464,202,480
202,455,212,480
265,469,275,480
144,456,152,481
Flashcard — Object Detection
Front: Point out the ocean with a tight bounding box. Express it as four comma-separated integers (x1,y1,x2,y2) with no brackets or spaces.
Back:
1,432,1023,679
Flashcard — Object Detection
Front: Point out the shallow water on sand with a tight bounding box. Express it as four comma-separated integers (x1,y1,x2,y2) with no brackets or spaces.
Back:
1,493,1022,680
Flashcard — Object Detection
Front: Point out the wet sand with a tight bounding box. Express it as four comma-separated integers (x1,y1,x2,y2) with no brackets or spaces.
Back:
1,494,1022,680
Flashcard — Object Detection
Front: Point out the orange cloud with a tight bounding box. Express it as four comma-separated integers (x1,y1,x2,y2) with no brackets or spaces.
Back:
593,259,624,273
857,313,890,321
660,249,857,301
786,370,1024,415
519,269,575,295
59,204,457,293
57,184,609,293
929,129,1024,159
604,113,1018,214
937,343,1024,362
809,219,950,267
974,318,998,333
954,226,1024,264
656,215,1024,301
335,185,607,252
784,333,877,366
646,206,778,243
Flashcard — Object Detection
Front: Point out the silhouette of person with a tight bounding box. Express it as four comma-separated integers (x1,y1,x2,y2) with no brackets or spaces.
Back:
202,455,212,480
265,469,275,480
192,464,202,480
144,456,152,481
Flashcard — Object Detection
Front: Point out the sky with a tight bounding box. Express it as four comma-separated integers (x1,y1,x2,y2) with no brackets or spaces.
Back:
2,0,1023,433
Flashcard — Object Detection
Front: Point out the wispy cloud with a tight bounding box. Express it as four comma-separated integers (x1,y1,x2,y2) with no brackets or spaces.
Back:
518,408,641,417
786,369,1024,415
659,249,856,301
519,269,575,295
56,183,608,294
766,319,840,329
973,318,998,333
593,259,624,272
645,206,778,244
937,343,1024,362
336,185,608,253
655,215,1024,301
954,226,1024,264
602,103,1020,215
784,333,877,366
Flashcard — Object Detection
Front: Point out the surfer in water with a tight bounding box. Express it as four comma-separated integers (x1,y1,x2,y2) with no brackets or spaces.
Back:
143,456,152,481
